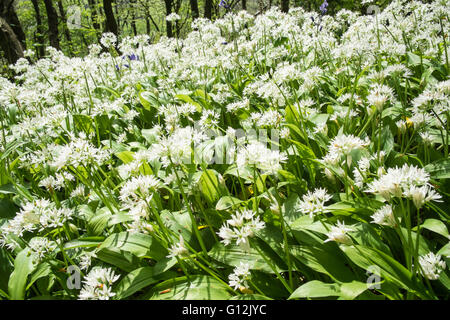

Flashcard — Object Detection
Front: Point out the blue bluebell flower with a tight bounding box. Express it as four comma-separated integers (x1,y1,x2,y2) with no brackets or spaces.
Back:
320,0,328,15
219,0,230,9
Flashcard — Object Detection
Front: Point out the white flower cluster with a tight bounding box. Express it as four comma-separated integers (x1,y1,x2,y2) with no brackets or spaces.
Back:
0,199,74,240
218,209,265,251
296,188,332,218
228,262,251,291
324,221,354,245
366,164,442,207
79,267,120,300
418,252,447,280
236,141,287,175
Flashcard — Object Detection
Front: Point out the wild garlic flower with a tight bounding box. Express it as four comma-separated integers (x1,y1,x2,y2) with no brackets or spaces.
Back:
322,134,369,167
371,204,396,227
28,237,58,262
419,252,446,280
1,199,74,237
236,141,287,175
324,221,353,245
166,13,181,22
79,267,120,300
228,262,251,291
403,185,442,209
296,188,333,218
218,209,265,251
366,164,441,204
167,235,189,259
100,32,117,48
367,84,395,111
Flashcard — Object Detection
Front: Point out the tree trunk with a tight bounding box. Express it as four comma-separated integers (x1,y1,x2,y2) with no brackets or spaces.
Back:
43,0,60,49
204,0,212,19
281,0,289,13
0,0,26,49
88,0,101,31
0,16,24,64
164,0,173,38
57,0,73,55
31,0,45,58
103,0,118,36
242,0,247,10
189,0,199,19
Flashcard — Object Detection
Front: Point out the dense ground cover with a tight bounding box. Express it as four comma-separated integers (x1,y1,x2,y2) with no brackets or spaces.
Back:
0,0,449,300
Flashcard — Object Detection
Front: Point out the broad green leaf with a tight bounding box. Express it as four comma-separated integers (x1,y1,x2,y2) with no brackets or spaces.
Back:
115,267,175,299
208,243,285,273
8,249,38,300
147,275,232,300
417,219,450,240
289,280,340,299
99,232,167,260
216,196,242,211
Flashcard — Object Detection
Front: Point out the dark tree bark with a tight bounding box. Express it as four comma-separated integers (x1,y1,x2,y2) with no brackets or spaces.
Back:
130,0,137,36
242,0,247,10
31,0,45,58
0,16,24,64
0,0,26,48
164,0,173,38
281,0,289,13
189,0,199,19
204,0,212,19
88,0,101,31
43,0,60,49
57,0,73,55
103,0,118,36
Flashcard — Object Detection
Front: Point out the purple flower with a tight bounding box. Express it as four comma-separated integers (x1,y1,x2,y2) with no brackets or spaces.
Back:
320,0,328,15
219,0,230,9
127,53,139,61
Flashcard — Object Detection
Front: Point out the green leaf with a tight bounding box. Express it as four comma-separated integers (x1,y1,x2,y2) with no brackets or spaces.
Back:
229,294,273,300
63,236,104,250
289,280,340,299
0,198,18,219
96,248,144,272
115,267,175,299
8,249,38,300
340,244,431,299
417,219,450,240
216,196,242,211
147,275,232,300
289,280,369,300
198,170,225,204
425,159,450,179
208,243,285,273
99,232,167,260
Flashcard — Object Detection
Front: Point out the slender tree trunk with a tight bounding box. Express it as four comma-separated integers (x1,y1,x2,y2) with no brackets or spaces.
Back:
43,0,60,49
103,0,118,36
0,16,24,64
242,0,247,10
164,0,173,38
88,0,101,30
281,0,289,13
204,0,212,19
1,0,26,48
189,0,199,19
57,0,73,55
31,0,45,58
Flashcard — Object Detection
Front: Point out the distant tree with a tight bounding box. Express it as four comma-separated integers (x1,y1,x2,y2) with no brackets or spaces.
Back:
57,0,73,54
0,0,25,64
190,0,199,19
43,0,61,49
204,0,212,19
281,0,289,13
164,0,173,37
103,0,118,36
31,0,45,58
